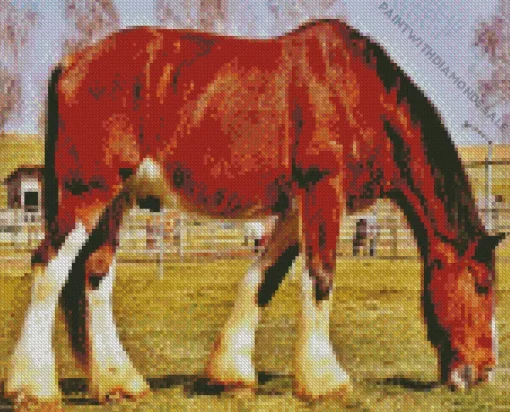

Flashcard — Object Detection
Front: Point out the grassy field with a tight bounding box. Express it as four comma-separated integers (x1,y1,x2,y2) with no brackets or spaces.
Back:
2,258,510,411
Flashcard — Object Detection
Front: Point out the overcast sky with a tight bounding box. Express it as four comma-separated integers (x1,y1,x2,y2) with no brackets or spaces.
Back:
347,0,502,145
5,0,502,145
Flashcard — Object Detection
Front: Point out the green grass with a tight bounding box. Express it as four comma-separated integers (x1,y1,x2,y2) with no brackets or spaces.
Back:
2,258,510,410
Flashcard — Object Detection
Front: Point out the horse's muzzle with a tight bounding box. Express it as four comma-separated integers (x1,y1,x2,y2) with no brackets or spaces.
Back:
448,365,494,390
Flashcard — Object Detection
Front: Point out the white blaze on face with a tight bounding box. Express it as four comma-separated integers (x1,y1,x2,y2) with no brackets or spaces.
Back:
493,312,498,361
489,306,498,383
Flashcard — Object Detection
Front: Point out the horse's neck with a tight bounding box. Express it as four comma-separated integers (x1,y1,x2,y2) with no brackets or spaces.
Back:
383,122,484,258
388,181,454,259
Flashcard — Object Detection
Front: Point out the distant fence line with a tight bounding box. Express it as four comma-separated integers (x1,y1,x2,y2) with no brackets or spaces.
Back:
0,205,418,260
1,200,509,267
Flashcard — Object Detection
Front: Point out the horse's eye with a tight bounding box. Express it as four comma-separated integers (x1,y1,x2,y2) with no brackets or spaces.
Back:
469,265,492,295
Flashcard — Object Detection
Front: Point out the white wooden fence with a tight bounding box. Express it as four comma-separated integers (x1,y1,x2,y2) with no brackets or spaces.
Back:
1,199,509,268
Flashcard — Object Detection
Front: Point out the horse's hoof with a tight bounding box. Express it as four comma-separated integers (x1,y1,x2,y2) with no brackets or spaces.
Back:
10,391,63,412
5,358,62,405
294,334,352,400
486,368,496,383
294,359,352,400
204,351,257,388
98,387,151,404
223,385,256,398
90,368,150,403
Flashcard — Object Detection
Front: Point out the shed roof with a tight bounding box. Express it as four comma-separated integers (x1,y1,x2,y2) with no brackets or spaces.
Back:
3,165,44,185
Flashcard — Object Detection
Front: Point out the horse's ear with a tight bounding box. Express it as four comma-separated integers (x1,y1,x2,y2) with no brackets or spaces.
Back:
473,233,507,263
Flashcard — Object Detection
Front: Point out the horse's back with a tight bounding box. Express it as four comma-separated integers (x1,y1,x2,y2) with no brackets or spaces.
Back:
54,25,299,216
53,20,397,217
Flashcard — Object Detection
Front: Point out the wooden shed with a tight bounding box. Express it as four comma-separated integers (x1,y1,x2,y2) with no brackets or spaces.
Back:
3,165,44,213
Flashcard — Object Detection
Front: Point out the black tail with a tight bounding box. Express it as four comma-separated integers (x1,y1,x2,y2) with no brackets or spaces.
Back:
44,66,62,242
43,66,89,364
44,65,89,365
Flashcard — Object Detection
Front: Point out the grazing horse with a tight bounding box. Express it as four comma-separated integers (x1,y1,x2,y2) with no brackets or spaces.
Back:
6,19,506,405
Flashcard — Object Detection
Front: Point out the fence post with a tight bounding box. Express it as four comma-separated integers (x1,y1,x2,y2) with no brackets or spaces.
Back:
158,208,165,280
485,141,493,232
179,213,185,261
391,219,398,258
371,202,378,257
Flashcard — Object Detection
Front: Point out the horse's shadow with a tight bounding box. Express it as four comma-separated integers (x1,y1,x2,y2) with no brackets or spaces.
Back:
0,374,439,409
368,376,439,392
0,372,289,408
189,371,289,396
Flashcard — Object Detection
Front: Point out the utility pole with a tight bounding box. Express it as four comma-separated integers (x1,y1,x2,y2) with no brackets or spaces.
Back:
463,121,493,232
486,140,493,232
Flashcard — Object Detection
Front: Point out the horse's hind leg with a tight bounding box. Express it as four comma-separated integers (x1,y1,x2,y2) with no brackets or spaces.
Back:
294,176,351,399
6,199,91,403
61,192,149,401
205,208,299,388
85,255,149,401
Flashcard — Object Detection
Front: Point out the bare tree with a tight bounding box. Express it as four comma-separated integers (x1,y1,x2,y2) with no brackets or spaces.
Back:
0,0,38,61
154,0,198,29
63,0,120,53
0,67,21,131
269,0,341,33
268,0,345,33
198,0,226,32
474,0,510,108
0,0,38,132
154,0,227,33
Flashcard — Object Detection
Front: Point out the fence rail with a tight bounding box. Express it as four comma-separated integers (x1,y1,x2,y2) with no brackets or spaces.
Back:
1,200,509,269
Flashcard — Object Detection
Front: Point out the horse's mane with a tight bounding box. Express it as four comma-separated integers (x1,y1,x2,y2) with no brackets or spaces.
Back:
311,19,485,253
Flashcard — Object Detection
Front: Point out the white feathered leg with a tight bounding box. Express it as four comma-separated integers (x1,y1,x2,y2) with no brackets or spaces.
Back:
294,265,351,399
6,222,89,401
87,256,149,401
205,260,262,387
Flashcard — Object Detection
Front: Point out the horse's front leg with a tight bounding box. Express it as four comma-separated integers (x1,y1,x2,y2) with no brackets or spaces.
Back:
205,208,299,389
204,261,263,389
294,176,351,399
6,221,89,403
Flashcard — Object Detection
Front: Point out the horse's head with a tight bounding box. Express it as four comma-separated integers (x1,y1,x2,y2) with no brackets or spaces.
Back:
426,233,506,389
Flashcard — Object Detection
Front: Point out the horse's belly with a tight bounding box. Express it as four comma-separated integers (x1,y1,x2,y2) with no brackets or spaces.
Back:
167,161,291,218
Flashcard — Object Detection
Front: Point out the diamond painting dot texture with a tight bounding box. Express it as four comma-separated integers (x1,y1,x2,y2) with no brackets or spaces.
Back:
1,1,510,411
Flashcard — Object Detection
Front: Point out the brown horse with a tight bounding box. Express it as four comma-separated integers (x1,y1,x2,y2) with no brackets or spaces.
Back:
6,19,506,405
